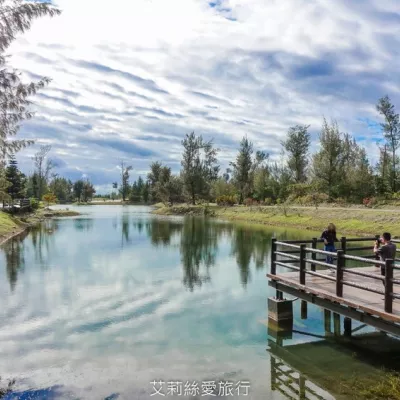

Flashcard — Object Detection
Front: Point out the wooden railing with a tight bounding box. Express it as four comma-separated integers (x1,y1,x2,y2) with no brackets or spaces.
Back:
2,198,31,211
270,237,400,314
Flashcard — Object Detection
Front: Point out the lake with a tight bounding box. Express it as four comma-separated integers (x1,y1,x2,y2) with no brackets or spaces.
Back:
0,205,399,399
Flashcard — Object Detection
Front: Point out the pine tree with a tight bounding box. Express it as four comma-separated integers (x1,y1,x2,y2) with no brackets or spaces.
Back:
5,154,25,200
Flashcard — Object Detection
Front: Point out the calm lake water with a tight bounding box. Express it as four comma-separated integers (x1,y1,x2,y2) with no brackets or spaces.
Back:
0,206,399,399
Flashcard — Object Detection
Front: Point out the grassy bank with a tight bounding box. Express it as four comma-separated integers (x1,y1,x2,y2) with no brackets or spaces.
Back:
0,208,80,245
153,204,400,237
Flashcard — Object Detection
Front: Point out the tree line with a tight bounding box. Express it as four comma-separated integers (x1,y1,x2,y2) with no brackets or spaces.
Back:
115,98,400,207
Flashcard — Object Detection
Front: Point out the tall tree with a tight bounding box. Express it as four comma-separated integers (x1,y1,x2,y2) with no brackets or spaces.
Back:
119,161,132,202
0,1,60,162
375,144,392,196
5,154,25,200
230,136,267,204
311,119,344,199
49,177,73,203
141,181,150,204
82,179,96,202
33,145,53,199
73,180,84,202
181,132,219,205
377,95,400,192
0,1,60,200
282,124,310,183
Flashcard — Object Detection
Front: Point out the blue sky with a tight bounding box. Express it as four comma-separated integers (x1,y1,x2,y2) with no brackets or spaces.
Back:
9,0,400,192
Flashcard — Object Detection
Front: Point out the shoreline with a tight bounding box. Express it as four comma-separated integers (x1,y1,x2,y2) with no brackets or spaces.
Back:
0,208,80,246
152,204,400,237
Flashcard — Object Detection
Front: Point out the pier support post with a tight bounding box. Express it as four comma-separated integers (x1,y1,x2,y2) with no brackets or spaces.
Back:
333,313,341,336
324,309,332,335
268,297,293,323
301,300,308,320
344,317,352,337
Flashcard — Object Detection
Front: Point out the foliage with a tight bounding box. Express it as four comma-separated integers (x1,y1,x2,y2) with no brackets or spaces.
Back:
216,195,236,206
156,175,184,206
5,154,25,200
73,179,95,202
253,166,269,201
244,198,259,206
363,197,377,208
49,177,73,203
33,145,53,200
230,136,268,204
29,197,39,210
0,1,60,164
282,124,310,183
42,192,57,207
181,132,219,205
210,178,236,200
377,95,400,192
119,161,132,202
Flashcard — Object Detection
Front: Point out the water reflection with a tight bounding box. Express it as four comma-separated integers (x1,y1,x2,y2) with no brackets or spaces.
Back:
180,218,218,291
30,220,59,266
73,218,94,232
132,217,273,290
2,230,28,291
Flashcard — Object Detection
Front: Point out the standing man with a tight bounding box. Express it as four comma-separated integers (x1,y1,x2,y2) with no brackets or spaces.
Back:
374,232,396,276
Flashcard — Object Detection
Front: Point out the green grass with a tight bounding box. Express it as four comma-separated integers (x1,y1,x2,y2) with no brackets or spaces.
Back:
154,204,400,237
0,212,24,240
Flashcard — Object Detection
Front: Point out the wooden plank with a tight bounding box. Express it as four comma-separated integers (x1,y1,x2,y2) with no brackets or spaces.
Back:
267,273,400,323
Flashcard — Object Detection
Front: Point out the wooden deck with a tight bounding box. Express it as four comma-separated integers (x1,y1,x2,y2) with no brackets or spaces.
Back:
268,266,400,324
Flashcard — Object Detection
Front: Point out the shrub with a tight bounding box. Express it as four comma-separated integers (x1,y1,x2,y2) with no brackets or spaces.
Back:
392,192,400,200
264,197,273,206
335,197,347,206
363,197,377,208
216,195,236,206
29,198,39,210
244,198,259,206
42,192,57,207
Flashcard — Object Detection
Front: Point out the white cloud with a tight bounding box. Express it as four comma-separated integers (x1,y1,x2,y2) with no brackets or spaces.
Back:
6,0,400,186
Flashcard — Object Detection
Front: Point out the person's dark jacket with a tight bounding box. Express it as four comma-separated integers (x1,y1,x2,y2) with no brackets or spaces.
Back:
321,230,337,246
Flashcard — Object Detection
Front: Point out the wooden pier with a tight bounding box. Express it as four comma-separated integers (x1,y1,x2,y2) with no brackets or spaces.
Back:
267,237,400,336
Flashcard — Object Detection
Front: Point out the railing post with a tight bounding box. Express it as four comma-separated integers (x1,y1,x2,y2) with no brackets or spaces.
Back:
271,238,277,275
311,237,317,272
299,244,306,285
336,250,344,297
385,259,394,313
341,237,347,269
375,234,381,269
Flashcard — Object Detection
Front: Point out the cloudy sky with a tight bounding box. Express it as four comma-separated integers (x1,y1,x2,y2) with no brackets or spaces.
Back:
10,0,400,192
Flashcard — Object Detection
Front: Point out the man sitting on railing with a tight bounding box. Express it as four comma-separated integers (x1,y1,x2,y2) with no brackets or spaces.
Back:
374,232,396,276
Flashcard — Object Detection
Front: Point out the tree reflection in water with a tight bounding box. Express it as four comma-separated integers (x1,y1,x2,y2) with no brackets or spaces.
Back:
132,217,272,291
2,230,28,291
